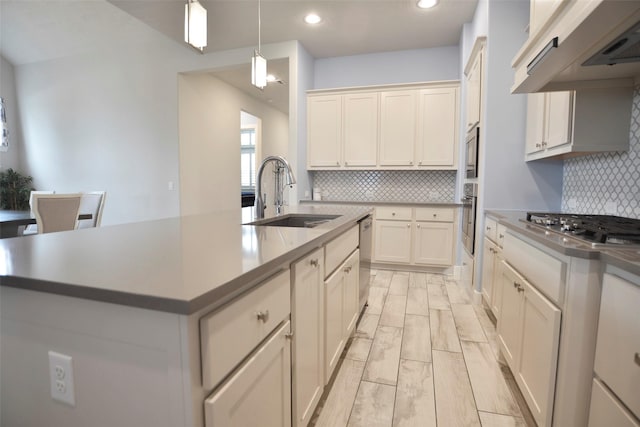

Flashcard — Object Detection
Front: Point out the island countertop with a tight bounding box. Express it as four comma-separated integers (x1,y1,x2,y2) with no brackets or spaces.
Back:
0,205,372,315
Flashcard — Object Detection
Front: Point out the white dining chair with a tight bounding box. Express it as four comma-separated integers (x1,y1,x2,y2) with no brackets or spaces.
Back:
32,193,82,234
22,190,55,236
77,191,106,229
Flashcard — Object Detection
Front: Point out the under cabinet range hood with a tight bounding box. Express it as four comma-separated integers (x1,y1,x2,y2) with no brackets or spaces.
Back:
512,1,640,93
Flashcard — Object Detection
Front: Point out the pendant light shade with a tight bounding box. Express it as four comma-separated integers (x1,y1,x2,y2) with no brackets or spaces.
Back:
252,51,267,89
184,0,207,51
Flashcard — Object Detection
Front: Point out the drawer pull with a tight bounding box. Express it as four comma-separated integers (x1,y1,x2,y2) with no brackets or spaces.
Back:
285,332,294,340
407,223,411,228
513,282,524,292
310,259,319,267
256,310,270,323
433,214,437,217
499,233,504,238
417,224,421,228
635,352,640,367
486,226,491,231
344,266,352,273
392,212,396,216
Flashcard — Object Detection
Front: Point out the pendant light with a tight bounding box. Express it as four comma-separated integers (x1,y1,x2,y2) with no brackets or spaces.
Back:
251,0,267,89
184,0,207,52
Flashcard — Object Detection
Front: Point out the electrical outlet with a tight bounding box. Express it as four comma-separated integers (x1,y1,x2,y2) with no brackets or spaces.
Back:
48,351,75,406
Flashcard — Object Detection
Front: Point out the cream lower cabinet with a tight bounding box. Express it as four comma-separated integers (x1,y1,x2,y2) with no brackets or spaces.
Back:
481,217,507,321
291,248,325,427
324,249,360,384
373,206,455,268
374,219,412,264
589,271,640,426
497,261,561,427
204,321,292,427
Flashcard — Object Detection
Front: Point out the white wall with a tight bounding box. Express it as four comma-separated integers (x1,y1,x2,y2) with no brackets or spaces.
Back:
178,73,288,216
0,56,21,171
10,0,301,225
314,46,460,89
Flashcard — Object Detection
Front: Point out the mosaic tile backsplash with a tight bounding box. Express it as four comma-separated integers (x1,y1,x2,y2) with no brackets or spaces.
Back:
311,170,457,203
561,85,640,219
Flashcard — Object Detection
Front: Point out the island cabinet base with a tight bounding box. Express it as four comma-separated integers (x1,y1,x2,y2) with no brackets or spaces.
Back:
0,286,199,427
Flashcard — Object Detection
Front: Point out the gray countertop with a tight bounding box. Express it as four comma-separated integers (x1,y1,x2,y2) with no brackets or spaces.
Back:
300,200,462,207
486,210,640,276
0,205,372,315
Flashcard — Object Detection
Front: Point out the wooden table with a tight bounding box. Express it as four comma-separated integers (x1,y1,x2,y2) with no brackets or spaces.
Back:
0,210,92,238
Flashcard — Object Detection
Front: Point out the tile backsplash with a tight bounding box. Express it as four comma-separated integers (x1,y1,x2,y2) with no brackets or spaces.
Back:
311,170,457,203
562,85,640,219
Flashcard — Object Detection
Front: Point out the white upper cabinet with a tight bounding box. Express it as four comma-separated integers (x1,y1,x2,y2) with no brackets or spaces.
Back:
379,90,417,166
343,93,378,167
528,0,567,38
307,95,342,168
307,82,459,171
464,37,485,132
525,87,632,161
416,87,458,168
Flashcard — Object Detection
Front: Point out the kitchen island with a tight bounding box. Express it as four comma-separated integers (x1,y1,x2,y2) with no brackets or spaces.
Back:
0,205,372,427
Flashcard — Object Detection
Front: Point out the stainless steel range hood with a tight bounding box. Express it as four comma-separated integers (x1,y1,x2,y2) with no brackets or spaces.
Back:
511,1,640,93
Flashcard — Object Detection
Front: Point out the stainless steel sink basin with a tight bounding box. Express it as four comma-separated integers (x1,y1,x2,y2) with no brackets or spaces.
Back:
247,214,341,228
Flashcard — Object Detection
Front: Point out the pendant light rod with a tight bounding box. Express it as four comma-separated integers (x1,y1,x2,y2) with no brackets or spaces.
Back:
257,0,262,53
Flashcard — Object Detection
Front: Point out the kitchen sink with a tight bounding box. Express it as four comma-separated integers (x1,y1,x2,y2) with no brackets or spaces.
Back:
247,214,341,228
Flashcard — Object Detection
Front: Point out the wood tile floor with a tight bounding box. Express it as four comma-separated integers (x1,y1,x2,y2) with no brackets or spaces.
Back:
309,269,537,427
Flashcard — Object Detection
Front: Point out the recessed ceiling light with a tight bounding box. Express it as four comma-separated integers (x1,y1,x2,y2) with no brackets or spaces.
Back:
304,13,322,25
417,0,438,9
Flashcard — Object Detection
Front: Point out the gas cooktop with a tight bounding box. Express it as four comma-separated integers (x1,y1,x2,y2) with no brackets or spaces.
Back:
523,212,640,248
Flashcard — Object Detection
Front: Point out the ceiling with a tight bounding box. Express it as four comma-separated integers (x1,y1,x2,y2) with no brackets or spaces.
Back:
0,0,477,114
1,0,477,66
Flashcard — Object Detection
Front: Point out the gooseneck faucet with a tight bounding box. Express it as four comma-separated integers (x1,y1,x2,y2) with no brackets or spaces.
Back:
255,155,296,219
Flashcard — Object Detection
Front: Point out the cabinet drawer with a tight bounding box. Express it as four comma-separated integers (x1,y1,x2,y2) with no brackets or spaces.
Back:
594,273,640,418
589,378,640,427
503,232,566,306
415,207,454,222
496,224,507,248
325,225,358,277
376,206,412,221
484,217,498,242
200,269,291,391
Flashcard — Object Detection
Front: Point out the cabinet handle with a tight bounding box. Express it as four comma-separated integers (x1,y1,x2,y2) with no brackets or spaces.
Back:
285,332,294,340
433,214,437,218
486,226,491,231
635,352,640,367
336,161,340,166
417,224,421,228
499,233,504,239
310,259,319,267
542,142,548,147
344,266,352,273
536,143,541,148
256,310,270,323
513,281,519,288
392,212,396,216
419,161,423,165
407,223,411,228
345,161,348,166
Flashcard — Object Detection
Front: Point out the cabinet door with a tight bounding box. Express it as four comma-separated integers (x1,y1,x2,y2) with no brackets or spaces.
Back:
490,251,504,322
292,249,324,427
497,261,524,371
481,238,497,306
413,222,454,266
379,90,416,166
526,93,545,154
466,51,482,131
204,321,292,427
324,267,345,384
307,95,342,168
342,250,360,338
416,87,458,168
545,91,573,149
374,220,412,264
343,93,378,167
529,0,568,37
517,279,561,427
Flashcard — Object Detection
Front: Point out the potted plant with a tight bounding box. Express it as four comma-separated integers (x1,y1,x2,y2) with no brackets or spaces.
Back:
0,168,34,210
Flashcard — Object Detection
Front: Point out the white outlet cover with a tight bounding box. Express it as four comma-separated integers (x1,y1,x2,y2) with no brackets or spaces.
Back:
48,351,75,406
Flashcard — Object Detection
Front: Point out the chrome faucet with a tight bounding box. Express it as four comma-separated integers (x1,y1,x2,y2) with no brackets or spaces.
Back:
255,155,296,219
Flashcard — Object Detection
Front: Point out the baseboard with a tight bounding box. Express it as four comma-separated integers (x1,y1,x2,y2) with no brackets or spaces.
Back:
371,262,454,275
